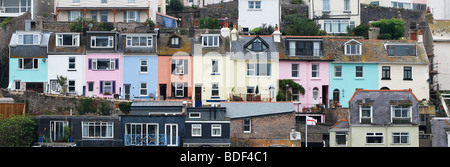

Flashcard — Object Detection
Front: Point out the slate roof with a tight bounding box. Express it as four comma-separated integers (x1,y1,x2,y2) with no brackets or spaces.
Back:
157,33,192,55
430,118,450,147
230,35,278,57
326,38,429,64
47,32,86,55
131,101,184,107
348,89,420,125
191,32,230,55
9,31,51,58
220,102,295,119
278,36,334,61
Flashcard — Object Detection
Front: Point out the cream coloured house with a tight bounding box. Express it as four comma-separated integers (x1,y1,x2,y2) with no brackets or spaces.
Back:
192,27,280,106
54,0,158,23
329,89,420,147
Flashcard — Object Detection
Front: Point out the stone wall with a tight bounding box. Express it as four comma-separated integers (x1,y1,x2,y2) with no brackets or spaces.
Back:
230,112,296,146
1,89,120,116
360,4,427,39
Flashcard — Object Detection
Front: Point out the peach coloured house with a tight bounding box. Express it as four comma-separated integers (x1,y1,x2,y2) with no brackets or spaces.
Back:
157,33,193,101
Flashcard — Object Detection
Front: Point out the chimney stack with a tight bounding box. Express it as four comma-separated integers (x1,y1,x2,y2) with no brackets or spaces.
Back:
272,24,282,42
231,24,238,41
220,20,230,37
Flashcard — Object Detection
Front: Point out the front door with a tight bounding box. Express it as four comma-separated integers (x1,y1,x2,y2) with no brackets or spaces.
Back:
322,85,328,108
147,124,159,145
195,86,202,107
124,84,131,100
165,124,178,146
159,84,167,100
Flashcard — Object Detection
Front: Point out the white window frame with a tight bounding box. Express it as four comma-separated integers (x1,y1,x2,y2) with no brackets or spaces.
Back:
18,34,39,45
211,124,222,137
312,64,320,78
91,36,114,48
189,112,201,118
191,124,202,137
18,58,39,70
68,57,76,70
140,82,147,96
126,11,139,22
70,11,81,22
248,1,261,9
175,82,184,97
292,64,299,78
175,59,184,75
334,65,342,78
359,105,373,123
56,33,80,47
244,118,251,133
140,59,148,73
211,83,219,97
247,64,256,76
366,132,384,144
390,105,412,123
92,59,115,70
201,35,219,47
126,35,153,47
292,88,300,102
68,80,76,93
355,66,363,78
165,124,178,146
104,81,112,95
211,59,219,74
81,122,114,139
392,132,409,144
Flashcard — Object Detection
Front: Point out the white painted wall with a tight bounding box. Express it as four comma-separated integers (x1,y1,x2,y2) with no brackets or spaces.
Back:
434,42,450,91
48,55,86,96
428,0,450,20
238,0,280,31
309,0,361,33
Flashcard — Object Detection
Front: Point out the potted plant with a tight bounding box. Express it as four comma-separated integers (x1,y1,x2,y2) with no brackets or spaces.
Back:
255,85,261,101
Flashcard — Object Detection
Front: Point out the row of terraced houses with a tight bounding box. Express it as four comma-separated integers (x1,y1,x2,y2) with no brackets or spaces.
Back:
6,0,450,147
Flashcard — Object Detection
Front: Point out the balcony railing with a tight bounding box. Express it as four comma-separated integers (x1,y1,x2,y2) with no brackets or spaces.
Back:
229,93,272,102
124,134,180,146
56,0,150,8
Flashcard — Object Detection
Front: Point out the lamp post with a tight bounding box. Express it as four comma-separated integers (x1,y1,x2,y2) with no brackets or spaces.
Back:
285,84,289,101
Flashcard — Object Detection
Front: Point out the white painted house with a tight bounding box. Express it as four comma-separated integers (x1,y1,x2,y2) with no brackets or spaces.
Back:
308,0,360,34
361,0,427,10
47,33,85,96
238,0,280,32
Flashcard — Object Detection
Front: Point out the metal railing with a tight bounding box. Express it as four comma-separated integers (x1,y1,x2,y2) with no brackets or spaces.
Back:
124,134,167,146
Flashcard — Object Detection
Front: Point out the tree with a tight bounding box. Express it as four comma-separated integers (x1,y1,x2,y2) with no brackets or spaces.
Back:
250,24,275,35
351,23,370,38
57,75,68,95
277,79,305,101
199,17,220,29
283,15,326,36
168,0,184,12
371,18,405,40
0,115,36,147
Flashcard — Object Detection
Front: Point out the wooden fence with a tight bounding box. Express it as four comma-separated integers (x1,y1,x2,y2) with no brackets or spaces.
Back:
0,103,25,119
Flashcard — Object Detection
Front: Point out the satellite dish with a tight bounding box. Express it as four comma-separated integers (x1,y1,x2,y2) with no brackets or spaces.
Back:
88,23,93,28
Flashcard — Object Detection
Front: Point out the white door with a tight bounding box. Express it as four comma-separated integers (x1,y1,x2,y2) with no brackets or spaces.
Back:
312,87,319,105
165,124,178,146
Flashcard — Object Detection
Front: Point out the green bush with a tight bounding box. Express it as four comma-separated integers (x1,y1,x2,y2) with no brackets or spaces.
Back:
351,23,370,38
0,115,36,147
250,24,275,35
77,98,94,115
99,101,111,115
377,33,392,39
283,15,326,36
371,18,405,39
199,17,220,29
119,102,132,114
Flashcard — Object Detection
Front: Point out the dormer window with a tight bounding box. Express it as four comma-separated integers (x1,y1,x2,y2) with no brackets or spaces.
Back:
91,36,113,48
344,39,361,55
202,34,219,47
246,38,268,52
244,36,269,52
126,35,153,47
387,44,416,56
18,34,39,45
56,33,80,47
170,36,181,48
